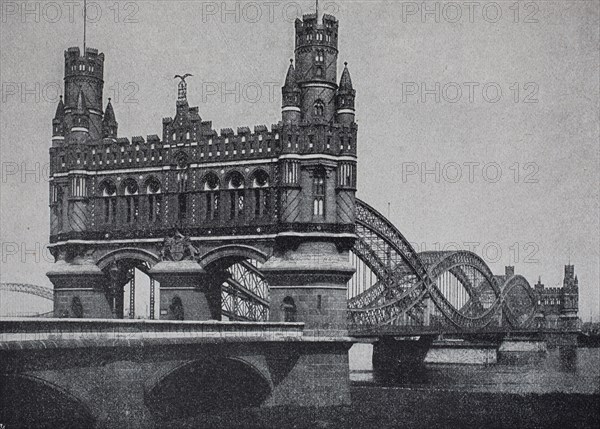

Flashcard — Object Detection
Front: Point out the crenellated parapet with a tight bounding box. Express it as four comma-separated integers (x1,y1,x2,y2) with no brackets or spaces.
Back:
49,121,357,177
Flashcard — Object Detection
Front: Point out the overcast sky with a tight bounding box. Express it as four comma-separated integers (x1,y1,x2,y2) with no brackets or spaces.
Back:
1,0,598,320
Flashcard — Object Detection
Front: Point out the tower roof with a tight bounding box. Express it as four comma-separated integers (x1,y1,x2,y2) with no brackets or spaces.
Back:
54,96,65,120
103,98,117,125
339,63,353,91
283,60,299,89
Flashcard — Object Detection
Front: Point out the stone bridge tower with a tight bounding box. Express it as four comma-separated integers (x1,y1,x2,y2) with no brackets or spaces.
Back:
47,13,357,337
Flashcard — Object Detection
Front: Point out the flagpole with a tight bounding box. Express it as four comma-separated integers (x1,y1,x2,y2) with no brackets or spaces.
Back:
83,0,87,54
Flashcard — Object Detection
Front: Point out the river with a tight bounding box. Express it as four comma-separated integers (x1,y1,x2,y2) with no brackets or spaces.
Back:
349,344,600,395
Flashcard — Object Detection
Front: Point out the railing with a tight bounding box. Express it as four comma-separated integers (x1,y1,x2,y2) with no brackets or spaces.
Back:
0,318,304,344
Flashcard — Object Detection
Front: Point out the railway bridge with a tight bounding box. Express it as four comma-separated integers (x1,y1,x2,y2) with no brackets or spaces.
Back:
0,8,580,429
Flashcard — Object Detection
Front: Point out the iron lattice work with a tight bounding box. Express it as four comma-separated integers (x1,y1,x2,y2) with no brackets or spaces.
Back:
0,283,54,301
348,199,538,331
501,274,537,329
221,260,269,321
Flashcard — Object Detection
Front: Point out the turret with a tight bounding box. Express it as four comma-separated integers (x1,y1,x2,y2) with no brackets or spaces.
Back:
52,95,65,142
282,60,301,124
294,13,339,123
102,98,118,140
64,47,105,140
336,62,356,125
560,264,579,321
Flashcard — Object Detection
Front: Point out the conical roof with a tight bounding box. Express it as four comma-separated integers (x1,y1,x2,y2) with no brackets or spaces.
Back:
103,98,117,125
54,96,65,120
283,60,299,89
339,62,353,91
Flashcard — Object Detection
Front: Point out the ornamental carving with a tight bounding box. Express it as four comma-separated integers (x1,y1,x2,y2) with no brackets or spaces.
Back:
160,230,199,262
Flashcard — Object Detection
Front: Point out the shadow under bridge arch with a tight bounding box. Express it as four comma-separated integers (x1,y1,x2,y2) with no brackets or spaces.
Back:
144,357,272,420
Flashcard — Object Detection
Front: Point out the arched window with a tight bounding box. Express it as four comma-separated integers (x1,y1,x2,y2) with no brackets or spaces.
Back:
177,168,189,221
315,50,324,63
312,167,326,218
146,178,162,223
252,170,270,219
53,185,64,231
282,297,297,322
123,179,139,223
227,172,245,221
314,100,324,117
203,173,220,220
100,180,117,224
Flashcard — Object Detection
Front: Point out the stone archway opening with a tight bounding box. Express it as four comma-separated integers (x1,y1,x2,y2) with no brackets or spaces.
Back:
0,375,96,428
203,256,270,322
102,259,160,319
145,358,271,420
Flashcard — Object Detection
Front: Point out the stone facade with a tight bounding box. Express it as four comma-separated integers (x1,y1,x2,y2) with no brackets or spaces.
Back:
47,12,358,333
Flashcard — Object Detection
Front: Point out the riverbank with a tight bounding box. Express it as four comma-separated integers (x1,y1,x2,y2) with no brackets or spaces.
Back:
167,387,600,428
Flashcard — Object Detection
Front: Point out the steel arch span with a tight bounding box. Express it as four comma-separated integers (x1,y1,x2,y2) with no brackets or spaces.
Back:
347,199,538,333
0,283,54,301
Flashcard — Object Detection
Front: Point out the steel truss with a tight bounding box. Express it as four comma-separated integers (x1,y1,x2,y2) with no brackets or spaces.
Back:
348,199,538,331
0,283,54,301
221,260,269,321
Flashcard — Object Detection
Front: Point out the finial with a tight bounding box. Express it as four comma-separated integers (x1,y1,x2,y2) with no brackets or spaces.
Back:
174,74,193,101
344,61,348,67
290,59,294,64
108,97,111,102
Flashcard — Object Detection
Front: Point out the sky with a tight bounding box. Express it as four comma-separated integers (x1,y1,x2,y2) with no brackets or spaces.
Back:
0,0,598,321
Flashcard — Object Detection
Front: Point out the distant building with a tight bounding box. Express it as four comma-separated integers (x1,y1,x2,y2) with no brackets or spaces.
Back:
534,265,579,328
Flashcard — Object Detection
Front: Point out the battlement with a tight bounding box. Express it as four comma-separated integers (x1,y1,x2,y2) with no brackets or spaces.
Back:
295,14,338,50
64,47,104,79
298,13,338,26
49,120,357,176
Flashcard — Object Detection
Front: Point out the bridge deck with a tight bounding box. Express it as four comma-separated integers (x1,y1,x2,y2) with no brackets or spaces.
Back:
0,318,337,350
349,325,580,338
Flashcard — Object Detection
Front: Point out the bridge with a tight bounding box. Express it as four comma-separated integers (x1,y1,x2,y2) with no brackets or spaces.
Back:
0,9,581,428
0,199,551,336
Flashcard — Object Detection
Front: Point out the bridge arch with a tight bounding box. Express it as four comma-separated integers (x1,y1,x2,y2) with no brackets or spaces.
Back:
348,199,538,332
0,374,96,428
96,248,160,271
199,244,268,269
501,274,537,328
0,283,54,301
144,357,271,419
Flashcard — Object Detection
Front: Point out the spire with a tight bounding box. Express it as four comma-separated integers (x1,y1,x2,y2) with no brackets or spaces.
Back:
336,62,356,124
103,98,116,124
339,62,353,91
102,98,118,139
54,95,65,120
52,95,65,139
281,59,301,124
284,59,298,89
